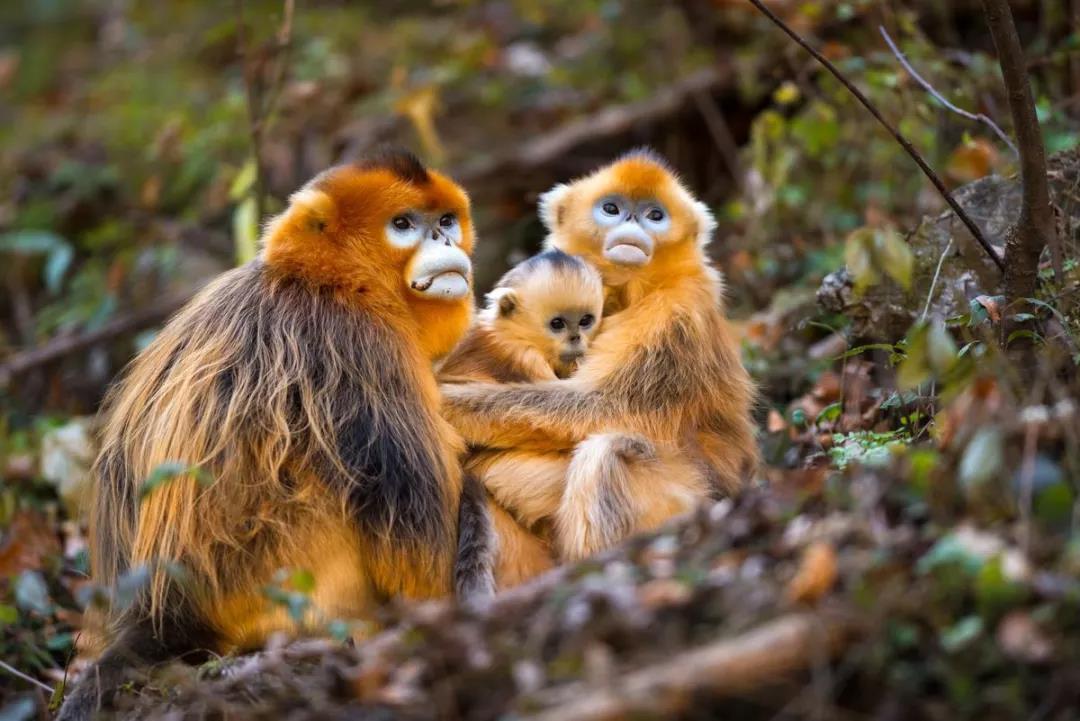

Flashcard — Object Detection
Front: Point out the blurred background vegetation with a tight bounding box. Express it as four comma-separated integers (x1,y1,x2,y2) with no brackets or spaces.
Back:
1,0,1078,717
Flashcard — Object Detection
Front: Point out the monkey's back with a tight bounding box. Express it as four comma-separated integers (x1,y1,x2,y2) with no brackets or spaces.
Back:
91,260,458,646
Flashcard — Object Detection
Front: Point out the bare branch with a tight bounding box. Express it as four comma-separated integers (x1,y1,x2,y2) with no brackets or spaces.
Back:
0,293,190,388
235,0,295,222
0,659,56,695
879,26,1018,156
744,0,1005,273
521,613,852,721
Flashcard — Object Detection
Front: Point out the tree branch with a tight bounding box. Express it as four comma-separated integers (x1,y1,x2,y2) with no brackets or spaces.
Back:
879,26,1018,156
521,613,852,721
0,293,190,388
981,0,1061,302
744,0,1005,273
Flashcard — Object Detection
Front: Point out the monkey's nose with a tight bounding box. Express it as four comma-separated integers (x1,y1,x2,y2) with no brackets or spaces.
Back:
431,230,439,241
568,334,581,343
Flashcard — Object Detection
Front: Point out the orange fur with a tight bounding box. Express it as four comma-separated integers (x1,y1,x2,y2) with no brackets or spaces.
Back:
61,151,479,721
442,150,758,570
440,252,604,586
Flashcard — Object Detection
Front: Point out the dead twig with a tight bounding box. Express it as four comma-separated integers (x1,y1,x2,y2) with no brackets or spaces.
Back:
745,0,1005,274
454,67,729,183
236,0,295,221
0,293,190,388
521,612,853,721
879,26,1018,156
0,659,56,695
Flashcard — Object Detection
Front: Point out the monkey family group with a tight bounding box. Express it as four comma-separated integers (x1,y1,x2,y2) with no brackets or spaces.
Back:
57,147,758,719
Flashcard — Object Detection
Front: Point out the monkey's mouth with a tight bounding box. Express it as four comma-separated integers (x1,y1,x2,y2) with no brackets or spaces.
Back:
603,226,654,266
408,249,472,301
410,270,469,299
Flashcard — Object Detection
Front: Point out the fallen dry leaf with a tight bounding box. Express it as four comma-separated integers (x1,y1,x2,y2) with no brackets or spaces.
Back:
0,510,62,577
786,541,838,604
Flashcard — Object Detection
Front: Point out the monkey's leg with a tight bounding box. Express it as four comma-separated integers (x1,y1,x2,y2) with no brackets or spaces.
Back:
454,473,497,602
554,434,705,561
487,496,556,589
57,597,216,721
469,449,571,527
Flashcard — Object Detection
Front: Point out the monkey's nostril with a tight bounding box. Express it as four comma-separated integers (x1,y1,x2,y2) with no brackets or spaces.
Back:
431,230,439,241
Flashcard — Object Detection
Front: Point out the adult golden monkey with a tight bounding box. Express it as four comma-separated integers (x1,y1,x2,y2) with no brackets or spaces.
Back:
441,149,758,570
59,150,491,720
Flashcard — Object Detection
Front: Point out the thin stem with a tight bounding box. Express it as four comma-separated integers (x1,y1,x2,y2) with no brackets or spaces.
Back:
0,659,56,694
745,0,1005,273
879,26,1018,156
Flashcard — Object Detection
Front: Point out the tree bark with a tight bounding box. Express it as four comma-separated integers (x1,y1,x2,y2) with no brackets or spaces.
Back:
981,0,1058,343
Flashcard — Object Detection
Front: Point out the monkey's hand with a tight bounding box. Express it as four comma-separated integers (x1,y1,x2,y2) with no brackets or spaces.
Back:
440,381,611,449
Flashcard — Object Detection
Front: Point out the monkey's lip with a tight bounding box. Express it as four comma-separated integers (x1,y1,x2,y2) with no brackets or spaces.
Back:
410,270,470,299
603,227,653,266
559,350,584,363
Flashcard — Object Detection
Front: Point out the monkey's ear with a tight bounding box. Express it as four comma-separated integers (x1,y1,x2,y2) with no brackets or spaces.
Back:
288,188,337,234
538,183,572,231
486,287,518,317
689,197,717,248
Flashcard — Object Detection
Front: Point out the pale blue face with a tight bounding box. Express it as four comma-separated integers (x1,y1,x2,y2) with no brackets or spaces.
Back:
591,195,670,266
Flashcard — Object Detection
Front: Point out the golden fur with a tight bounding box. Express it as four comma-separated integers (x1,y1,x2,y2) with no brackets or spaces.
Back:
60,151,477,720
439,250,606,586
441,150,758,570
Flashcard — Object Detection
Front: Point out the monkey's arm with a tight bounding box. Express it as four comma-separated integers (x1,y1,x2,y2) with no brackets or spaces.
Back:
441,380,616,448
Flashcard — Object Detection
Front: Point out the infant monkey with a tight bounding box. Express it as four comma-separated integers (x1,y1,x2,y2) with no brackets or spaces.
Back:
443,250,623,586
440,249,604,383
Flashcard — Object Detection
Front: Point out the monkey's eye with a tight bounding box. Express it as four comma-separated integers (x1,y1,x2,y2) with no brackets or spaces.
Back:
579,314,595,329
646,208,664,222
549,317,566,331
601,202,619,216
439,213,456,228
392,216,413,231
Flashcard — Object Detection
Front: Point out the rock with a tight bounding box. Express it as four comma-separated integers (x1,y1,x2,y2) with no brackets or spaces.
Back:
818,150,1080,341
40,417,97,517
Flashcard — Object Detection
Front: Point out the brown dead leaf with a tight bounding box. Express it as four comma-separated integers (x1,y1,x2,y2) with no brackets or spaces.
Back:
0,510,62,576
767,409,787,433
973,294,1003,323
786,541,838,604
946,137,1000,183
638,579,692,610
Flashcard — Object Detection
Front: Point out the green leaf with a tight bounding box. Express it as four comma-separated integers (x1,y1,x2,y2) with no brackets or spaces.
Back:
45,632,75,652
975,557,1026,617
290,569,316,594
844,227,878,294
837,343,895,360
140,462,212,500
0,605,17,625
917,534,985,576
0,229,67,255
233,196,259,265
925,321,958,374
940,615,983,652
959,426,1003,488
876,227,914,290
14,570,51,615
43,244,74,295
229,160,258,200
815,402,842,424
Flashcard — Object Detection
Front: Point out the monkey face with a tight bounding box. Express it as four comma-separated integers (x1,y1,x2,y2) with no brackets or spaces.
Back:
265,152,475,303
538,149,716,283
487,253,604,378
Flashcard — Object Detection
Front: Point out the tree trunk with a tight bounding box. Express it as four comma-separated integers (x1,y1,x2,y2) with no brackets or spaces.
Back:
981,0,1057,344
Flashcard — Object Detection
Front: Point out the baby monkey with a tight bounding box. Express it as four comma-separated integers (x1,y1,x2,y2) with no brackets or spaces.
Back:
442,250,611,587
441,249,604,383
